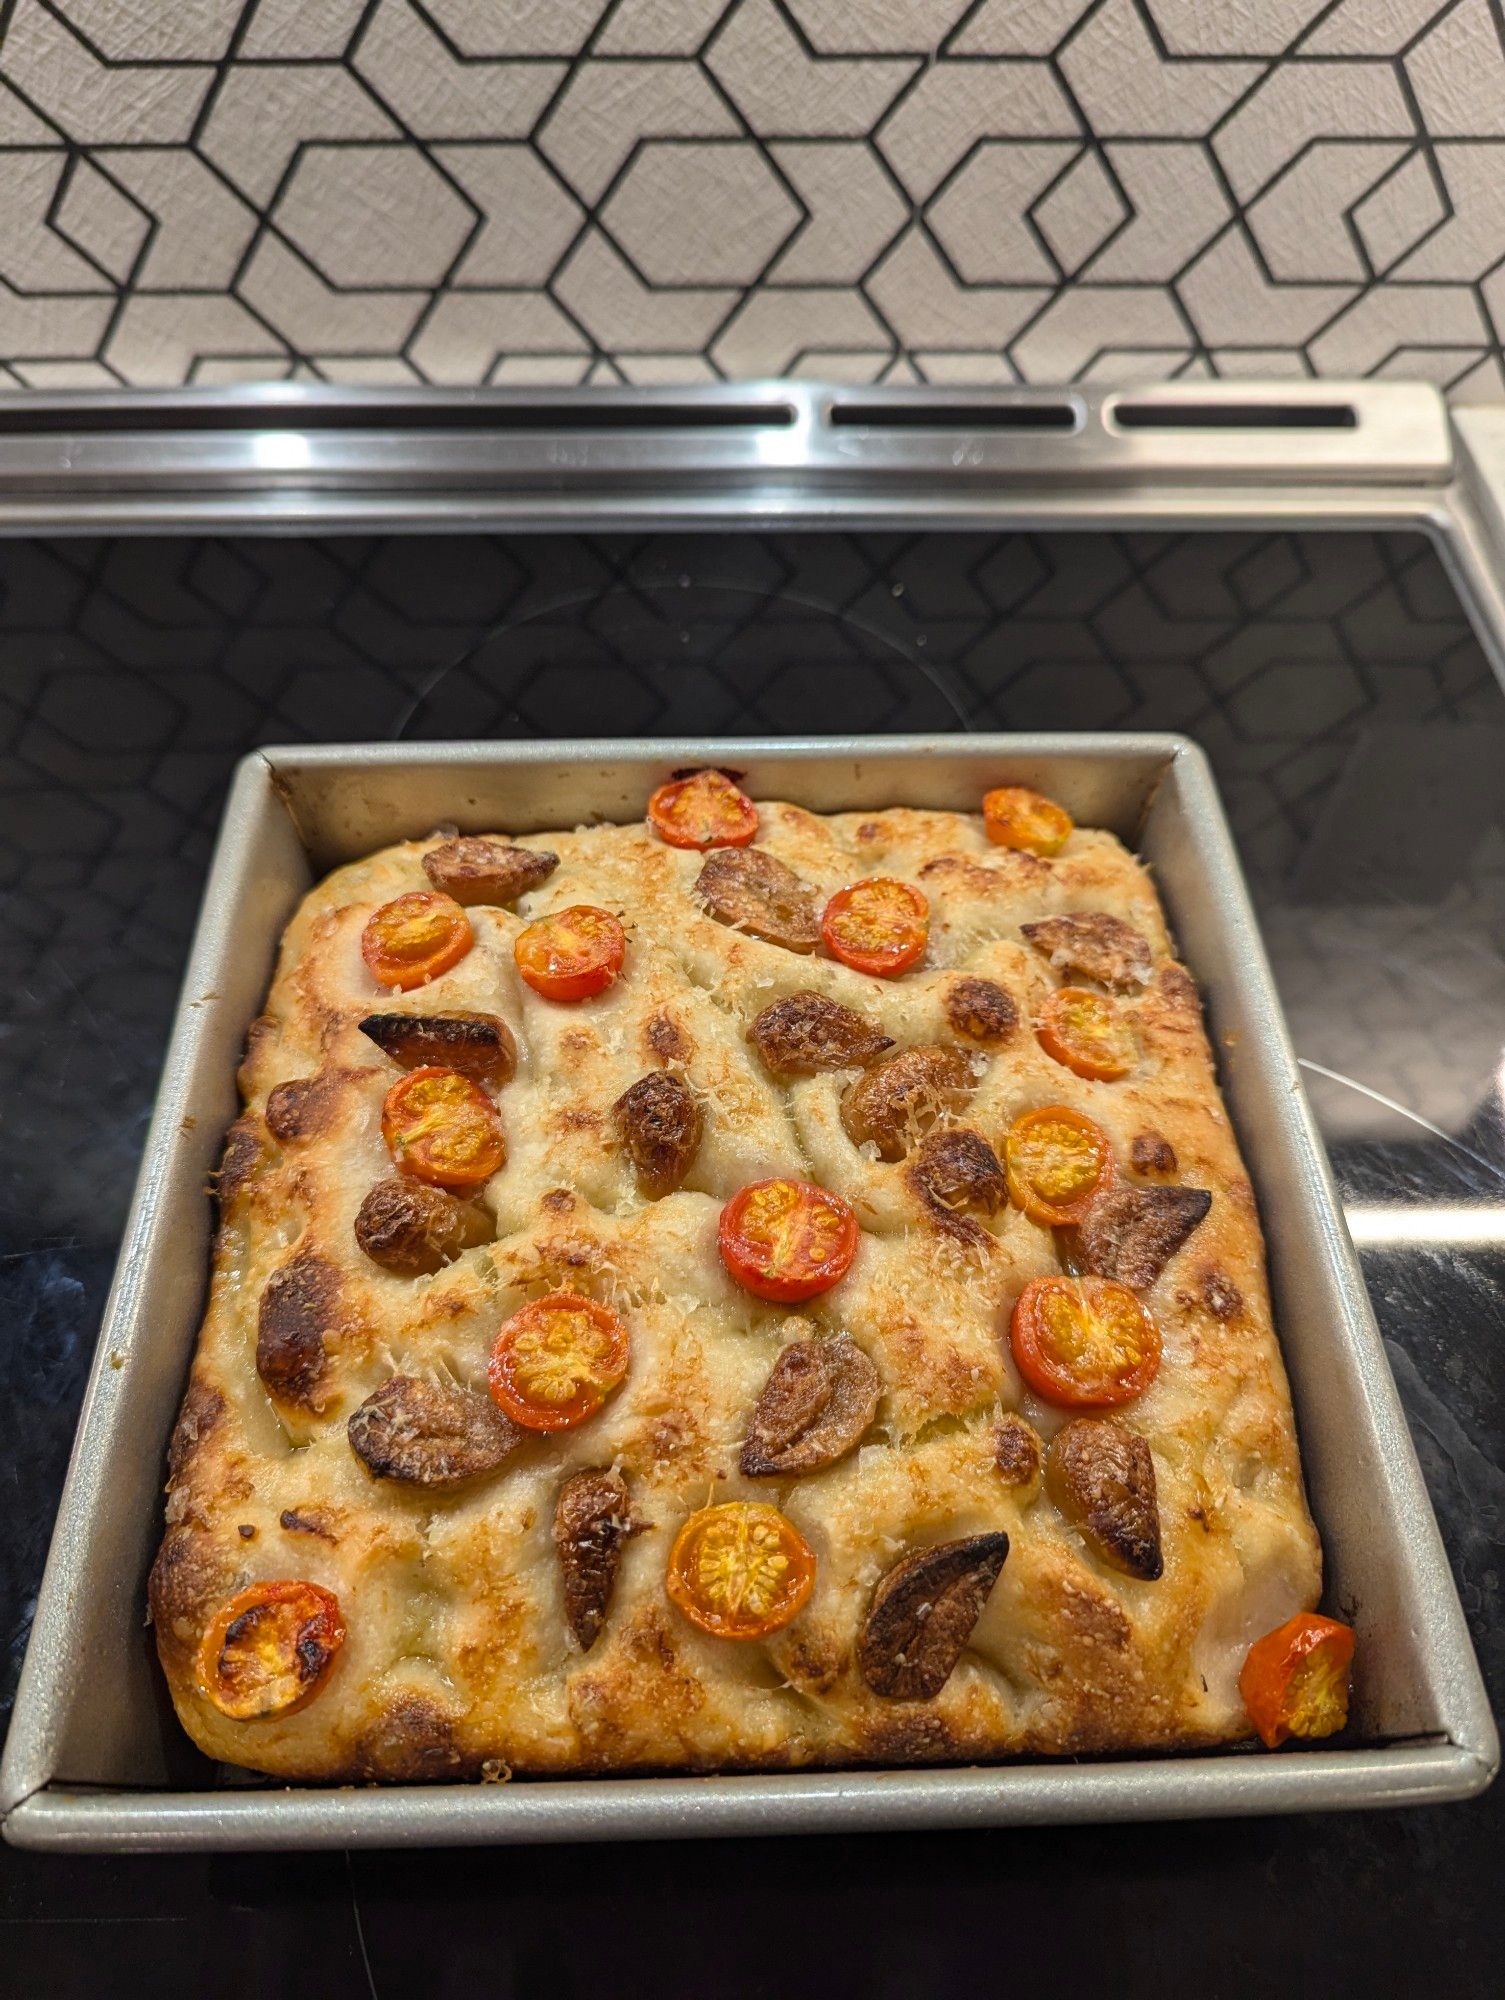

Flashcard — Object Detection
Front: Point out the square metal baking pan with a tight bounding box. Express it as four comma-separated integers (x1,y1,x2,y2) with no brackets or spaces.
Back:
2,735,1495,1851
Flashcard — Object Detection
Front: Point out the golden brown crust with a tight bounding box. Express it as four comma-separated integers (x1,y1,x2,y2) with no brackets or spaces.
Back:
1130,1130,1178,1177
645,1010,694,1065
167,1375,225,1483
266,1069,379,1144
153,804,1321,1781
353,1697,469,1781
148,1523,233,1684
994,1413,1043,1492
213,1113,267,1211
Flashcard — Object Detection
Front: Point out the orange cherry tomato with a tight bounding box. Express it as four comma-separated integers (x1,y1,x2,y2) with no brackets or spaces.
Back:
361,891,473,991
718,1177,859,1302
488,1290,629,1431
648,769,759,851
1240,1612,1355,1748
1004,1105,1114,1226
983,785,1074,856
667,1501,816,1639
197,1580,345,1721
381,1066,506,1189
1011,1274,1161,1408
514,904,626,1002
820,877,929,978
1037,986,1136,1082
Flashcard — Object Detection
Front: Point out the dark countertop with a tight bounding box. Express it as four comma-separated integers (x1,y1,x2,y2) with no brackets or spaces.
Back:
2,526,1500,1997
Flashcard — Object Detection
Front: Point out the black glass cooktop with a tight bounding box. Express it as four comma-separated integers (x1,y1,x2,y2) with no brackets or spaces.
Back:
2,527,1501,1996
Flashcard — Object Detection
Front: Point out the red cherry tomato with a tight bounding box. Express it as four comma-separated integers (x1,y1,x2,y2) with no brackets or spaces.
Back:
197,1581,345,1721
514,905,626,1002
820,877,929,978
1037,987,1136,1082
648,770,759,851
1004,1105,1114,1227
718,1178,859,1302
667,1502,816,1639
983,786,1073,856
1011,1274,1161,1408
381,1066,506,1189
488,1291,630,1431
1240,1612,1355,1748
361,892,473,990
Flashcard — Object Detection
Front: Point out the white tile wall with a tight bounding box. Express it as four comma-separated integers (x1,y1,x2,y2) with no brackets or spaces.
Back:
0,0,1501,393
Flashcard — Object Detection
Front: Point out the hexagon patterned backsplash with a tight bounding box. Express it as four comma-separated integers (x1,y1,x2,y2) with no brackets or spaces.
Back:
1,0,1503,393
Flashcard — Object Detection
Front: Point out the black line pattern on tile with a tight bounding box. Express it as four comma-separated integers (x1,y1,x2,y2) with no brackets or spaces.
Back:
0,0,1501,387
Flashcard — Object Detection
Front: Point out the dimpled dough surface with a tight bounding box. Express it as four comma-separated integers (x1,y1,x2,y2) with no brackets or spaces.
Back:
150,799,1321,1781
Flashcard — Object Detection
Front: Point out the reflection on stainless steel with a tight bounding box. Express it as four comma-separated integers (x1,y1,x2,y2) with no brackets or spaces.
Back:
248,431,313,472
1346,1206,1505,1249
1300,1062,1505,1180
0,381,1455,522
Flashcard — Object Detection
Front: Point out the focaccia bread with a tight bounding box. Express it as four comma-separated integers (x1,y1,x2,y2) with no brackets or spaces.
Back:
150,779,1323,1781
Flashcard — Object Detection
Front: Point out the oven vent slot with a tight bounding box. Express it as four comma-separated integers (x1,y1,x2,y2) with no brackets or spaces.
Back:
0,399,798,437
828,400,1079,432
1110,401,1359,432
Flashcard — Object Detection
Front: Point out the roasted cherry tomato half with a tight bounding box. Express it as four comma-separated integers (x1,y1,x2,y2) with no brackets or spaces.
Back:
1240,1612,1355,1749
718,1177,859,1302
667,1501,816,1639
381,1065,506,1190
361,891,473,991
820,877,929,978
514,904,626,1002
488,1290,630,1431
1037,986,1136,1082
1004,1104,1114,1226
983,785,1074,856
1011,1274,1161,1408
648,769,759,851
197,1580,345,1721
